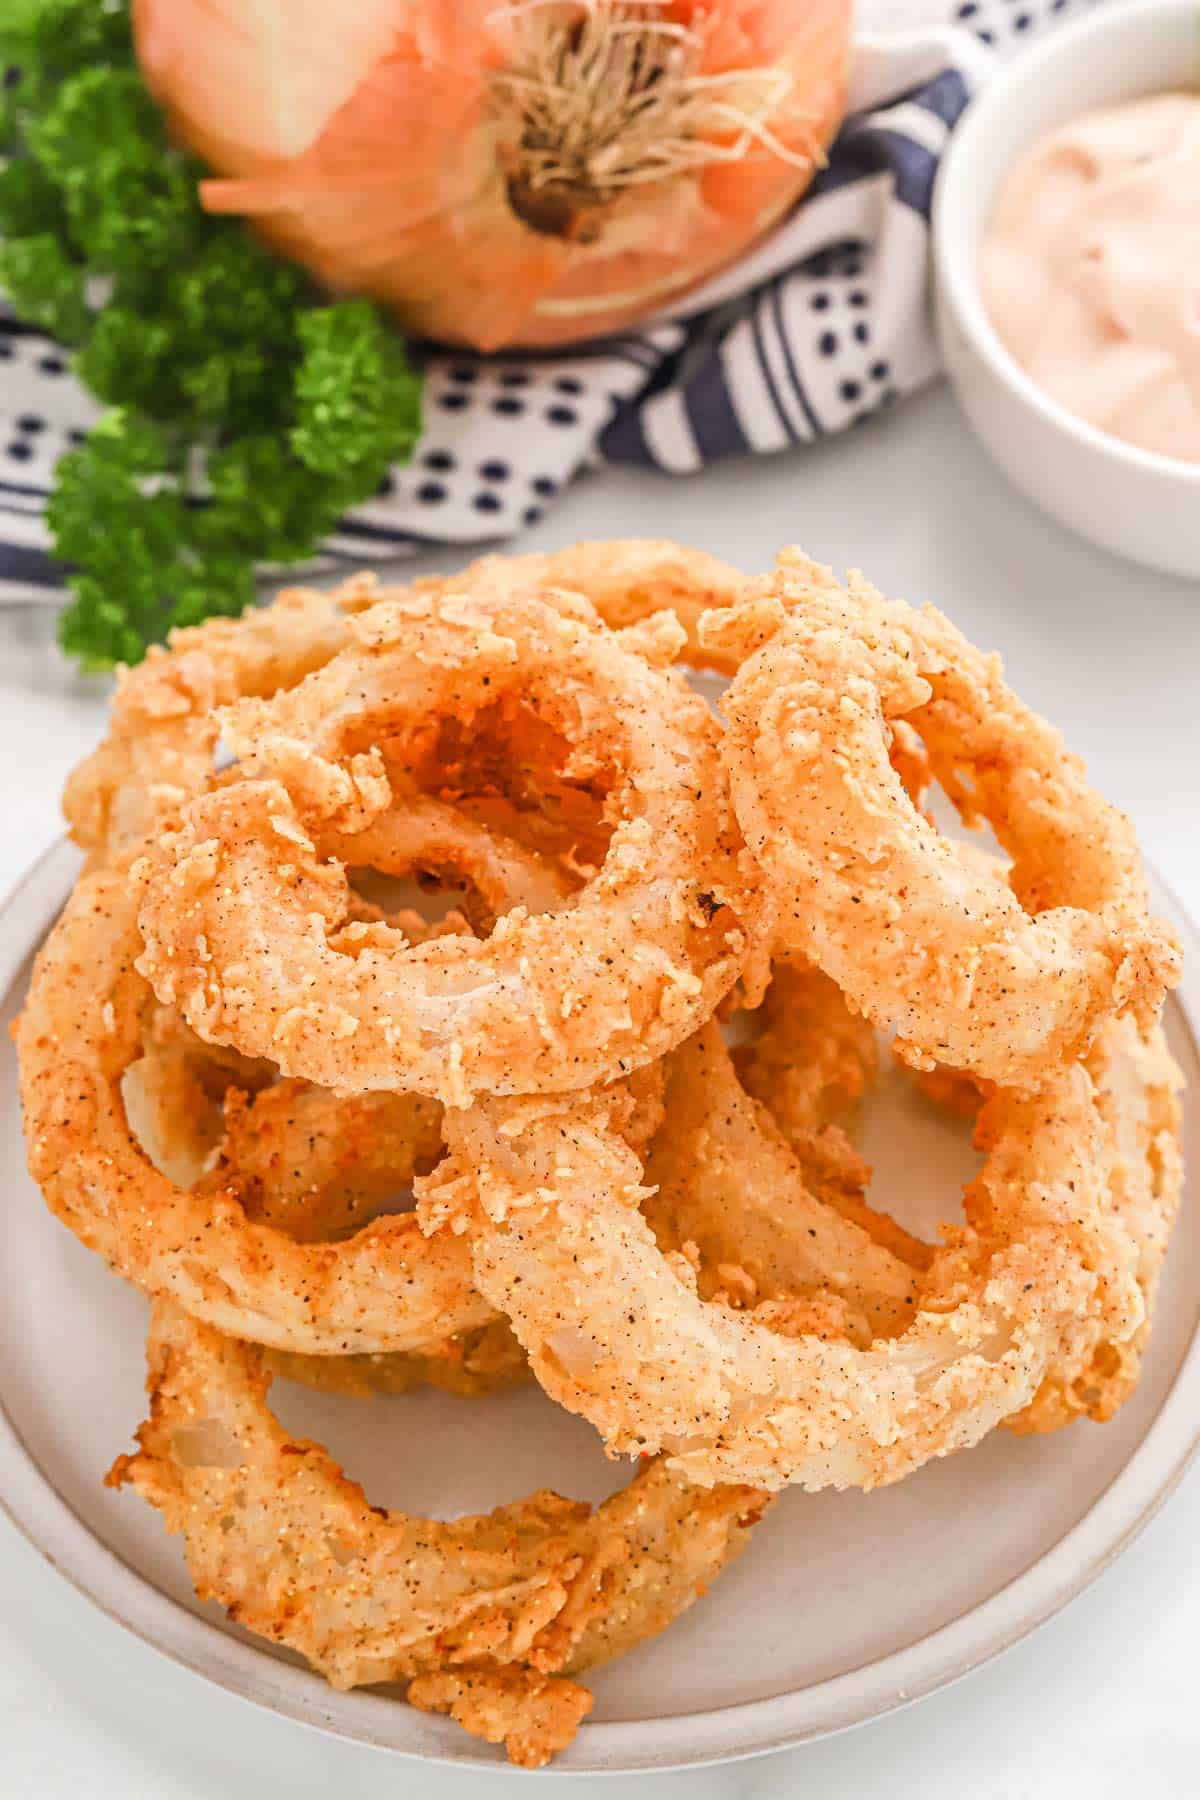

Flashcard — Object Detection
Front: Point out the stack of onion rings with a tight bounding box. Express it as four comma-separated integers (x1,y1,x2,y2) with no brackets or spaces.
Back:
17,539,1183,1765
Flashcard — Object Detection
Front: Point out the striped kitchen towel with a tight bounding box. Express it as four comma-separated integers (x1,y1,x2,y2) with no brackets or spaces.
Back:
0,0,1103,600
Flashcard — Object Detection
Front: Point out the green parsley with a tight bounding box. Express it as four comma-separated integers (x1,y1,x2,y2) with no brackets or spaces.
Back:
0,0,422,669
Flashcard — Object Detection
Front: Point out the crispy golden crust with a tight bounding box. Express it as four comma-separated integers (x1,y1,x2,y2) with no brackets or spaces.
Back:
736,959,875,1139
197,1079,442,1244
733,959,933,1269
122,1001,274,1188
124,925,533,1399
20,789,604,1358
134,577,762,1103
422,1056,1144,1490
407,1668,592,1770
425,538,751,673
706,553,1181,1090
906,999,1185,1430
1013,1015,1183,1432
643,1021,916,1340
63,584,357,863
109,1304,770,1766
16,865,492,1355
228,952,892,1402
264,1322,531,1400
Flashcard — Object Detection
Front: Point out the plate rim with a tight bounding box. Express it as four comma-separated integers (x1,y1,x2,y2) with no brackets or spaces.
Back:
2,836,1198,1776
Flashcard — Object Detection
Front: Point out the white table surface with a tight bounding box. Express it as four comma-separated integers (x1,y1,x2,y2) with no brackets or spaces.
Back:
1,383,1197,1800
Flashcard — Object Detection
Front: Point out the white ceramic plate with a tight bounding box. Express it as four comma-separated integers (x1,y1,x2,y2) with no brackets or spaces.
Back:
1,840,1197,1775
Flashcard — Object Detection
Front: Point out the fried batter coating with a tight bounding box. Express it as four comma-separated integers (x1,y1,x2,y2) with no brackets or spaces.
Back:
134,576,761,1102
64,584,356,863
17,865,491,1355
422,1056,1143,1490
706,553,1181,1090
110,1304,770,1767
424,538,750,672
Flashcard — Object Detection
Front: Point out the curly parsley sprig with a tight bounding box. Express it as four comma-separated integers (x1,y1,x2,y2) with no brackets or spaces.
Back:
0,0,422,669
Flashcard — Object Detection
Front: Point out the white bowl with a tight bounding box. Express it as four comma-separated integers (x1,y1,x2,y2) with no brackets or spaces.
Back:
932,0,1200,580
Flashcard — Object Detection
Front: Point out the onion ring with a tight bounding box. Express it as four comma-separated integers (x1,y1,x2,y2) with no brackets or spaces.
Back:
108,1301,770,1768
196,1078,443,1241
882,836,1185,1432
420,1048,1144,1489
19,863,488,1356
905,1015,1184,1436
195,1060,533,1398
19,758,617,1357
63,539,745,872
704,553,1181,1089
128,977,536,1400
133,576,760,1102
1014,1014,1183,1431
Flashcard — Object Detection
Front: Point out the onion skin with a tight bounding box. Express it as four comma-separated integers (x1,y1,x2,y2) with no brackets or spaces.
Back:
132,0,852,350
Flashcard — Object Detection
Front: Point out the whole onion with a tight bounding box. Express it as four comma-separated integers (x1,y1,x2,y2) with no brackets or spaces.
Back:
132,1,852,351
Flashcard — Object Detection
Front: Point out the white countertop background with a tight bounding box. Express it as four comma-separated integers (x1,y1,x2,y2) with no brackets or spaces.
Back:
1,385,1197,1799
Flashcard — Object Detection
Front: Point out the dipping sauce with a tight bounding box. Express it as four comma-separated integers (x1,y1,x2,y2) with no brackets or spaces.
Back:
981,92,1200,462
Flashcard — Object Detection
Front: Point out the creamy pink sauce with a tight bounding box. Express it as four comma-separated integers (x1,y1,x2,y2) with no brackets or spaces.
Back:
981,92,1200,462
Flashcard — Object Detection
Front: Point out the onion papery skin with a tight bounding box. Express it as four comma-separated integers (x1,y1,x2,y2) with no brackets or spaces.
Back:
133,0,852,350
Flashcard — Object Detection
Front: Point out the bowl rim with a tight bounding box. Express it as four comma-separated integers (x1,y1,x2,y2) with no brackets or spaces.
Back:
932,0,1200,488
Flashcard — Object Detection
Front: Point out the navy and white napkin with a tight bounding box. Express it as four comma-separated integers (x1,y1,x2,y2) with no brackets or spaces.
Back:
0,0,1104,602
